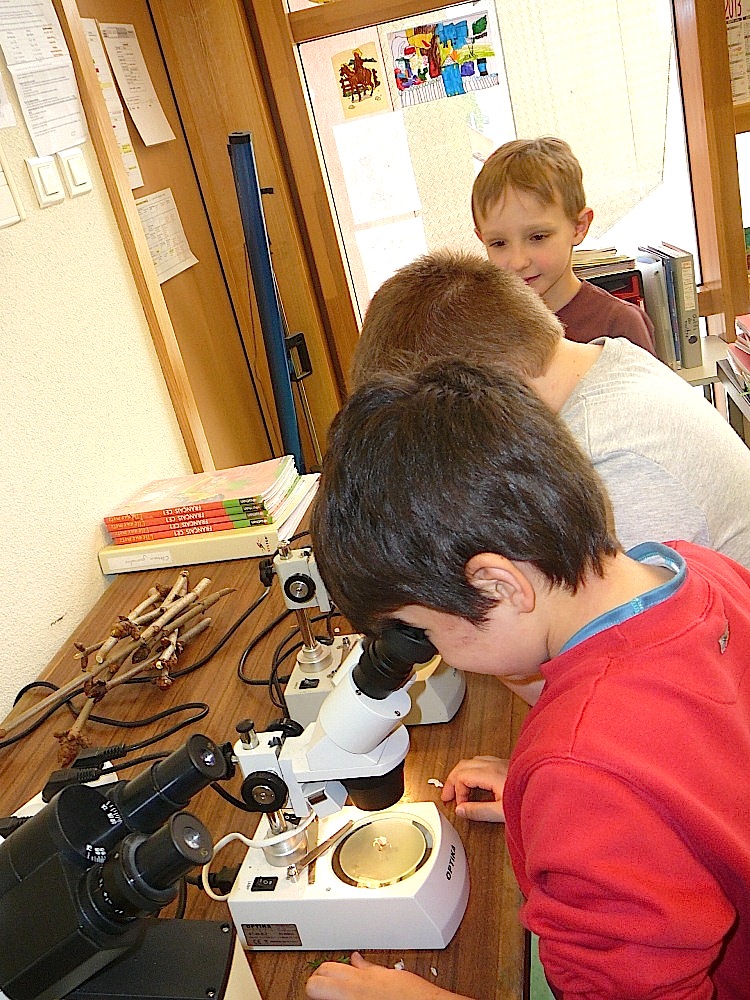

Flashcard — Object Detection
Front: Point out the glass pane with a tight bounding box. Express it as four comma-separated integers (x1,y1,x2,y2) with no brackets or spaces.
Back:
735,133,750,257
297,0,697,321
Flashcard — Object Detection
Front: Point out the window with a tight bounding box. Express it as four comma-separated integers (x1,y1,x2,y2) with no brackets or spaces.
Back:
293,1,697,321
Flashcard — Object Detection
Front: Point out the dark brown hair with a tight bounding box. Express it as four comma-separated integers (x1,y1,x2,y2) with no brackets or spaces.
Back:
312,360,619,635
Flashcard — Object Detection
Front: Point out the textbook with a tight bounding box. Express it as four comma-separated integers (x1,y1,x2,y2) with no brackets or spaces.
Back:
106,507,272,544
726,341,750,391
640,243,702,368
98,474,319,574
572,248,635,279
104,455,297,527
107,515,272,546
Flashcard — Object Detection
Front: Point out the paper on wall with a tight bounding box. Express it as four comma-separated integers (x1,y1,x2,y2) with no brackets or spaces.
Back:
98,22,174,147
80,18,143,189
0,0,87,155
135,187,198,284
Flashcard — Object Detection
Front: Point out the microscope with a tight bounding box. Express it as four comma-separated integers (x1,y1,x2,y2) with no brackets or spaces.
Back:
0,550,470,998
273,544,466,727
0,734,259,1000
225,618,469,951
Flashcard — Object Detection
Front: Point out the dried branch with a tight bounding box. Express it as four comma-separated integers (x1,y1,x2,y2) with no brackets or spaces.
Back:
0,571,232,759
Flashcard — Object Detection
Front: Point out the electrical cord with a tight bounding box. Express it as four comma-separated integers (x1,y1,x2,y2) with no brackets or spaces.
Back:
236,607,294,683
3,581,273,750
200,811,316,902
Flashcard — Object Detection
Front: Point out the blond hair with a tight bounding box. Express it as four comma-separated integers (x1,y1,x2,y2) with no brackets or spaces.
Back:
351,250,563,389
471,137,586,227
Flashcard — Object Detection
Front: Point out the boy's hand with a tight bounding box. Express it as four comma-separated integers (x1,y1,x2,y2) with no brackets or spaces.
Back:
306,952,466,1000
441,756,509,823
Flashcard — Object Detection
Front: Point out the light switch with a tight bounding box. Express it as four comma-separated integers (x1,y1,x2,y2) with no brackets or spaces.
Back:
0,145,24,227
56,146,93,197
26,155,65,207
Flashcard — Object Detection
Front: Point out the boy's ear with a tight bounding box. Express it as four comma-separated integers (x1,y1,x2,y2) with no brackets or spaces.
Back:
465,553,536,612
572,207,594,246
474,225,485,243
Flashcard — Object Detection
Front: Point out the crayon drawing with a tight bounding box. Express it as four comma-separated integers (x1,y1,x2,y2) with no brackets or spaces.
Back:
389,13,499,107
334,42,386,119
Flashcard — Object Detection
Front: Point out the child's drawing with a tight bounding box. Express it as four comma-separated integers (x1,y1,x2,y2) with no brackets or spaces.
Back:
389,13,498,107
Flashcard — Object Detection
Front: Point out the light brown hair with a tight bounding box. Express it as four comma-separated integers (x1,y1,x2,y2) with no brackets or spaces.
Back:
350,250,563,389
471,137,586,228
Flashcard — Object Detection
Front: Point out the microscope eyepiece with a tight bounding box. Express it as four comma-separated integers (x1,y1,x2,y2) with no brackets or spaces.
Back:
352,625,437,700
113,733,229,835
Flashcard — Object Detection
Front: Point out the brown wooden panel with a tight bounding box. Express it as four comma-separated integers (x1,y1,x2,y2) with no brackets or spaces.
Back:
148,0,347,467
673,0,749,337
72,0,274,468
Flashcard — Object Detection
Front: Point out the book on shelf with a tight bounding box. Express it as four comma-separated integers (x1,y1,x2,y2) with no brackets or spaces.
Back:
636,253,678,369
98,473,319,574
103,454,297,528
572,246,622,265
639,243,702,369
573,257,637,280
726,341,750,392
735,314,750,346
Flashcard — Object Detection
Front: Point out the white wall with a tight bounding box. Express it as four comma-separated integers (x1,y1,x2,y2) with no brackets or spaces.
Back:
0,65,192,721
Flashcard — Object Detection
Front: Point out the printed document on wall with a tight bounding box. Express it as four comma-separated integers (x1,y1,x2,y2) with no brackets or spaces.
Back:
0,0,87,155
81,19,143,189
0,75,15,128
135,188,198,284
99,22,175,146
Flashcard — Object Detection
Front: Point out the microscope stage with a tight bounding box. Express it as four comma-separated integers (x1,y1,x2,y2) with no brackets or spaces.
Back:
228,802,469,951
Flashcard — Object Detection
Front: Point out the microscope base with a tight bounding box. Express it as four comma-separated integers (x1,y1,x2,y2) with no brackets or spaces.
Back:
285,649,466,729
65,921,260,1000
228,802,469,951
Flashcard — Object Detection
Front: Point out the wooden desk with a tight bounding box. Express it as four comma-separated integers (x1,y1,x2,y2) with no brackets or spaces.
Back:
0,560,527,1000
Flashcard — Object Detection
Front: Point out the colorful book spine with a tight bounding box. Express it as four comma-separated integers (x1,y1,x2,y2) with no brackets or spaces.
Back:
108,515,271,545
105,498,267,528
106,507,272,532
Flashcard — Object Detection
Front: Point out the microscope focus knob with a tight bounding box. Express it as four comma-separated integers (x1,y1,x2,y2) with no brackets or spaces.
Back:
283,573,315,604
241,770,288,812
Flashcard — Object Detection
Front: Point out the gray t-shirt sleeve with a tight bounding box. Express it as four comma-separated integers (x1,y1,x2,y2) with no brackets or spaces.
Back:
561,338,750,567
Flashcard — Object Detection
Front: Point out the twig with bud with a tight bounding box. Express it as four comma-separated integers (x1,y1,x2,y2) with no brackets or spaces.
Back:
0,571,233,764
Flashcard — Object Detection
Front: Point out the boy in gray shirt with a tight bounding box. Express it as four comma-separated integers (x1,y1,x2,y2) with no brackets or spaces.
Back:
352,252,750,684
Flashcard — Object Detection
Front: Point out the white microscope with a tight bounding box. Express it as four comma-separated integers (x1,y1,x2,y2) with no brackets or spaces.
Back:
224,576,470,952
273,543,466,727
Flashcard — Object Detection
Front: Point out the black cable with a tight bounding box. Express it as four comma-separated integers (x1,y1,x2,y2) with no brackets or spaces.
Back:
118,586,272,685
173,876,188,919
237,608,294,683
209,779,256,812
3,586,273,750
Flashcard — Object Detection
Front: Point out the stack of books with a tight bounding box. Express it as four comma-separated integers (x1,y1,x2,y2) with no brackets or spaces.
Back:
637,243,702,370
572,247,636,279
98,455,318,574
727,316,750,391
